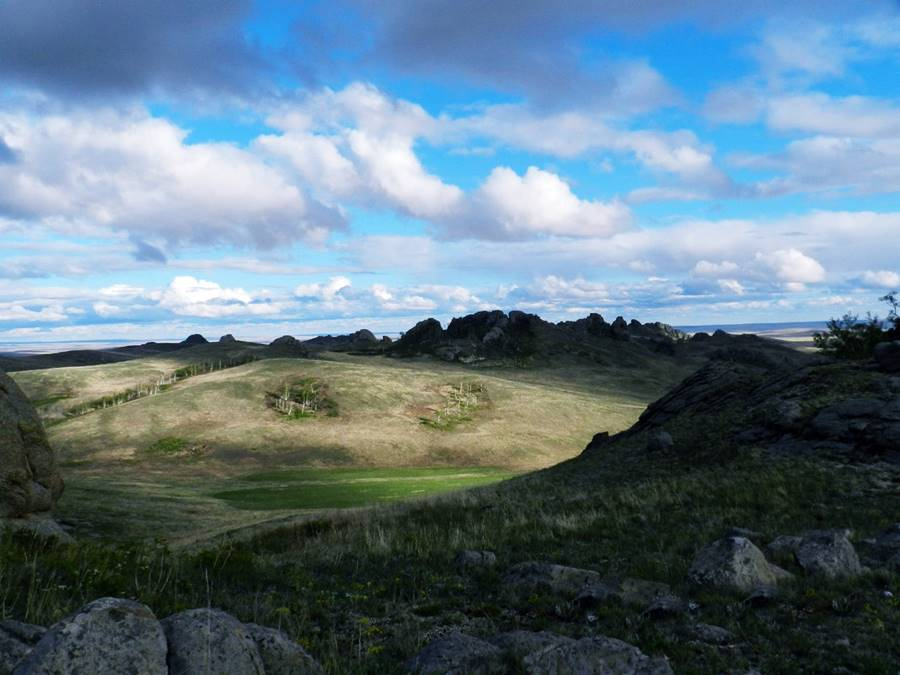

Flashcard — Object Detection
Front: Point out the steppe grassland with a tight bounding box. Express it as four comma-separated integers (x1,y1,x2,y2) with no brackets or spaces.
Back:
13,351,695,541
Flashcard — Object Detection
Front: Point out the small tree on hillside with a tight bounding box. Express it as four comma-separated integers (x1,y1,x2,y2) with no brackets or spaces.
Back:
814,291,899,359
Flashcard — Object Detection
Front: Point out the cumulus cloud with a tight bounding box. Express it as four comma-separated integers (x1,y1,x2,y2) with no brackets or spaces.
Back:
860,270,900,289
0,109,346,248
467,166,632,239
154,276,286,318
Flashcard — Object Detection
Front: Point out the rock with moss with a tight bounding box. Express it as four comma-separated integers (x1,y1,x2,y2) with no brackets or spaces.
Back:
162,608,264,675
0,368,64,519
244,623,323,675
13,598,166,674
688,536,792,593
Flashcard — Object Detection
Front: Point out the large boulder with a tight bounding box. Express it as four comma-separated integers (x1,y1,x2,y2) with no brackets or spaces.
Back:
0,368,64,518
179,333,208,347
688,537,792,593
162,608,264,675
244,623,323,674
1,622,41,675
13,598,167,674
393,319,446,354
405,632,504,674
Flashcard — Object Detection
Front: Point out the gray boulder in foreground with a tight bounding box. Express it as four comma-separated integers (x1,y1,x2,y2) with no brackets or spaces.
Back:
245,623,324,675
12,598,167,675
162,608,264,675
405,632,504,674
688,536,792,593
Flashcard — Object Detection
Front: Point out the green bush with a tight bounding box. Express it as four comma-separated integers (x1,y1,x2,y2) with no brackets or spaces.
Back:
814,292,899,359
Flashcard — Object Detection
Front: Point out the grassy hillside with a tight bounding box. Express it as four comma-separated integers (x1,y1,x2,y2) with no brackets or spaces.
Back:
12,350,698,541
4,358,898,673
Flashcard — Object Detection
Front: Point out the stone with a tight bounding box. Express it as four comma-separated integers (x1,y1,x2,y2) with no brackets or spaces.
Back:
0,368,64,518
162,608,264,675
179,333,208,346
13,597,166,675
454,550,497,569
0,622,44,646
725,527,763,541
404,632,504,674
521,635,673,675
647,430,674,453
219,334,237,343
504,562,601,598
860,523,900,567
244,623,323,674
874,341,900,372
2,516,73,544
688,537,792,593
490,631,574,661
393,319,445,354
767,399,805,430
1,627,33,675
574,577,676,612
794,530,862,579
680,623,736,645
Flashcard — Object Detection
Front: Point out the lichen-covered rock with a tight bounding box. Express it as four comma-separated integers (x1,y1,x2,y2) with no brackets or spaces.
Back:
504,562,601,597
688,537,791,593
405,632,504,674
2,516,72,544
244,623,323,674
0,368,64,518
13,598,166,675
163,608,264,675
521,635,673,674
768,529,863,579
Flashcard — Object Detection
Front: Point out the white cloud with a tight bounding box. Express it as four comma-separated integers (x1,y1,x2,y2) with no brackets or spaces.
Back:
0,109,345,249
155,276,284,318
295,276,352,302
693,260,740,277
99,284,145,299
754,249,826,287
767,93,900,137
860,269,900,289
470,166,632,238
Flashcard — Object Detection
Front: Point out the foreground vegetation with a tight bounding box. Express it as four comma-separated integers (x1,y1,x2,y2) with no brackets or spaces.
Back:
4,449,898,673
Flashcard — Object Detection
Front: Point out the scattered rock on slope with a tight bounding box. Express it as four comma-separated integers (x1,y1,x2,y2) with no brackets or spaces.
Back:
245,623,324,675
688,536,791,593
404,631,504,674
0,368,64,519
767,529,863,579
503,561,601,597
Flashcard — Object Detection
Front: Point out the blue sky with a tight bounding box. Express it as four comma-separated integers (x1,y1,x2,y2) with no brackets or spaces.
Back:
1,0,899,342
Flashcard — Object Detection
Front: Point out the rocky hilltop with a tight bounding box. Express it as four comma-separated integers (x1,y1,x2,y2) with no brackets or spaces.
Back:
390,310,687,363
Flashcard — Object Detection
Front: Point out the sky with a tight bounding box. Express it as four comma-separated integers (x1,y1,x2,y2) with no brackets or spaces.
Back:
1,0,899,343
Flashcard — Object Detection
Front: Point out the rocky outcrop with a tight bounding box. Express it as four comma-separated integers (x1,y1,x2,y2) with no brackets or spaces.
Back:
0,368,64,519
575,577,682,615
5,601,324,675
220,334,237,343
391,310,687,363
179,334,208,347
13,598,167,674
519,634,673,674
454,549,498,570
265,335,310,358
305,329,381,353
688,537,792,593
